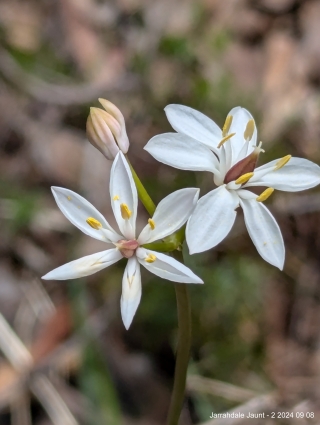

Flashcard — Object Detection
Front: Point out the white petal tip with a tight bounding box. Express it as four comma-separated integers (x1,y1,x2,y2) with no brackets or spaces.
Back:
41,270,57,280
188,246,204,255
121,298,139,330
195,278,204,284
41,272,58,280
263,258,284,270
122,313,134,330
277,260,285,271
123,320,131,330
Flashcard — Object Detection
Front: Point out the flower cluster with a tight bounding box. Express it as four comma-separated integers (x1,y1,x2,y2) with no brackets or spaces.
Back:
43,100,320,328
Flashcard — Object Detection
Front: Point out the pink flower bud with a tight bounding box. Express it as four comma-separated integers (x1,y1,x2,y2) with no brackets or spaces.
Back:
86,99,129,160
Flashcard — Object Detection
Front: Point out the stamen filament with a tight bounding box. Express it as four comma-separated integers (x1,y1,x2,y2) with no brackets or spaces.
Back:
222,115,233,137
235,172,254,185
148,218,156,230
120,203,132,220
256,188,274,202
218,132,236,148
86,217,102,230
274,155,291,171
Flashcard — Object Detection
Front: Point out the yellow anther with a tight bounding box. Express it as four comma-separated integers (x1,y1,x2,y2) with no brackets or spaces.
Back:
256,188,274,202
86,217,102,230
244,119,255,141
120,203,132,220
67,196,72,201
235,172,254,185
217,132,236,148
222,115,233,137
145,253,157,263
274,155,291,171
148,218,156,230
113,195,120,201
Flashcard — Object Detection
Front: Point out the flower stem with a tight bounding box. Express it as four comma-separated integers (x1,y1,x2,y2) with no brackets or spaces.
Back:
167,252,192,425
125,156,192,421
125,155,156,216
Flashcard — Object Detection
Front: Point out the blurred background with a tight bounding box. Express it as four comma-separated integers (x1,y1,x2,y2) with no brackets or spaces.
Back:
1,0,320,424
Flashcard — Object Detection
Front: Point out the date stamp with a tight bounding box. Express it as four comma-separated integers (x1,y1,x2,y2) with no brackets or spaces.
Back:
209,411,315,419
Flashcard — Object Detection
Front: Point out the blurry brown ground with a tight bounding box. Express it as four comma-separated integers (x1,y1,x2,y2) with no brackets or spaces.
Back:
1,0,320,424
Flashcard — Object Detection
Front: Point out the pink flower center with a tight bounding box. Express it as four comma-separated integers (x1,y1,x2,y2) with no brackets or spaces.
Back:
116,239,139,258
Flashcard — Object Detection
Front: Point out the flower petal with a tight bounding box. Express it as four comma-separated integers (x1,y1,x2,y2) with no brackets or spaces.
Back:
121,257,141,329
138,188,200,244
186,186,238,254
144,133,220,174
42,249,122,280
239,197,285,270
51,187,118,242
110,152,138,239
164,104,221,151
244,157,320,192
227,107,258,166
136,248,203,284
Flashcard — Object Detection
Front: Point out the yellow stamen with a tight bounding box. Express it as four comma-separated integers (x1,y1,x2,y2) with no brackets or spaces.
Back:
120,203,132,220
86,217,102,230
145,253,157,263
274,155,291,171
148,218,155,230
222,115,233,137
235,172,254,185
113,195,120,201
244,119,255,141
256,188,274,202
67,196,71,201
217,132,236,148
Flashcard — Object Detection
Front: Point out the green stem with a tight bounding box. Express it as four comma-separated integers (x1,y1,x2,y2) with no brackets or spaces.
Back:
167,252,192,425
125,156,192,422
125,155,156,216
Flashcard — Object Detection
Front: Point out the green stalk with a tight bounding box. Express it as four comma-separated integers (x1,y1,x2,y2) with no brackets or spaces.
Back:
124,157,192,423
125,155,156,216
125,155,186,253
167,251,192,425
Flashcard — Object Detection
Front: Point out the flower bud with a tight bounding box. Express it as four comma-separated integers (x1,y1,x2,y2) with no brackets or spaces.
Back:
86,99,129,160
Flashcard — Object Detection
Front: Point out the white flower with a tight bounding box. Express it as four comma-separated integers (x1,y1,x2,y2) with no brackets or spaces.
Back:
144,105,320,270
42,152,202,329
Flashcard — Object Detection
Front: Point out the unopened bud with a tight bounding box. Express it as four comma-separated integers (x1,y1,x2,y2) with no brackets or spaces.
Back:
86,99,129,160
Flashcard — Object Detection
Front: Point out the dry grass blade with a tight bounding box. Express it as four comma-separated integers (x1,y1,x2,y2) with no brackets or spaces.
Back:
22,278,56,319
30,375,79,425
0,313,33,372
187,375,259,403
10,392,32,425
